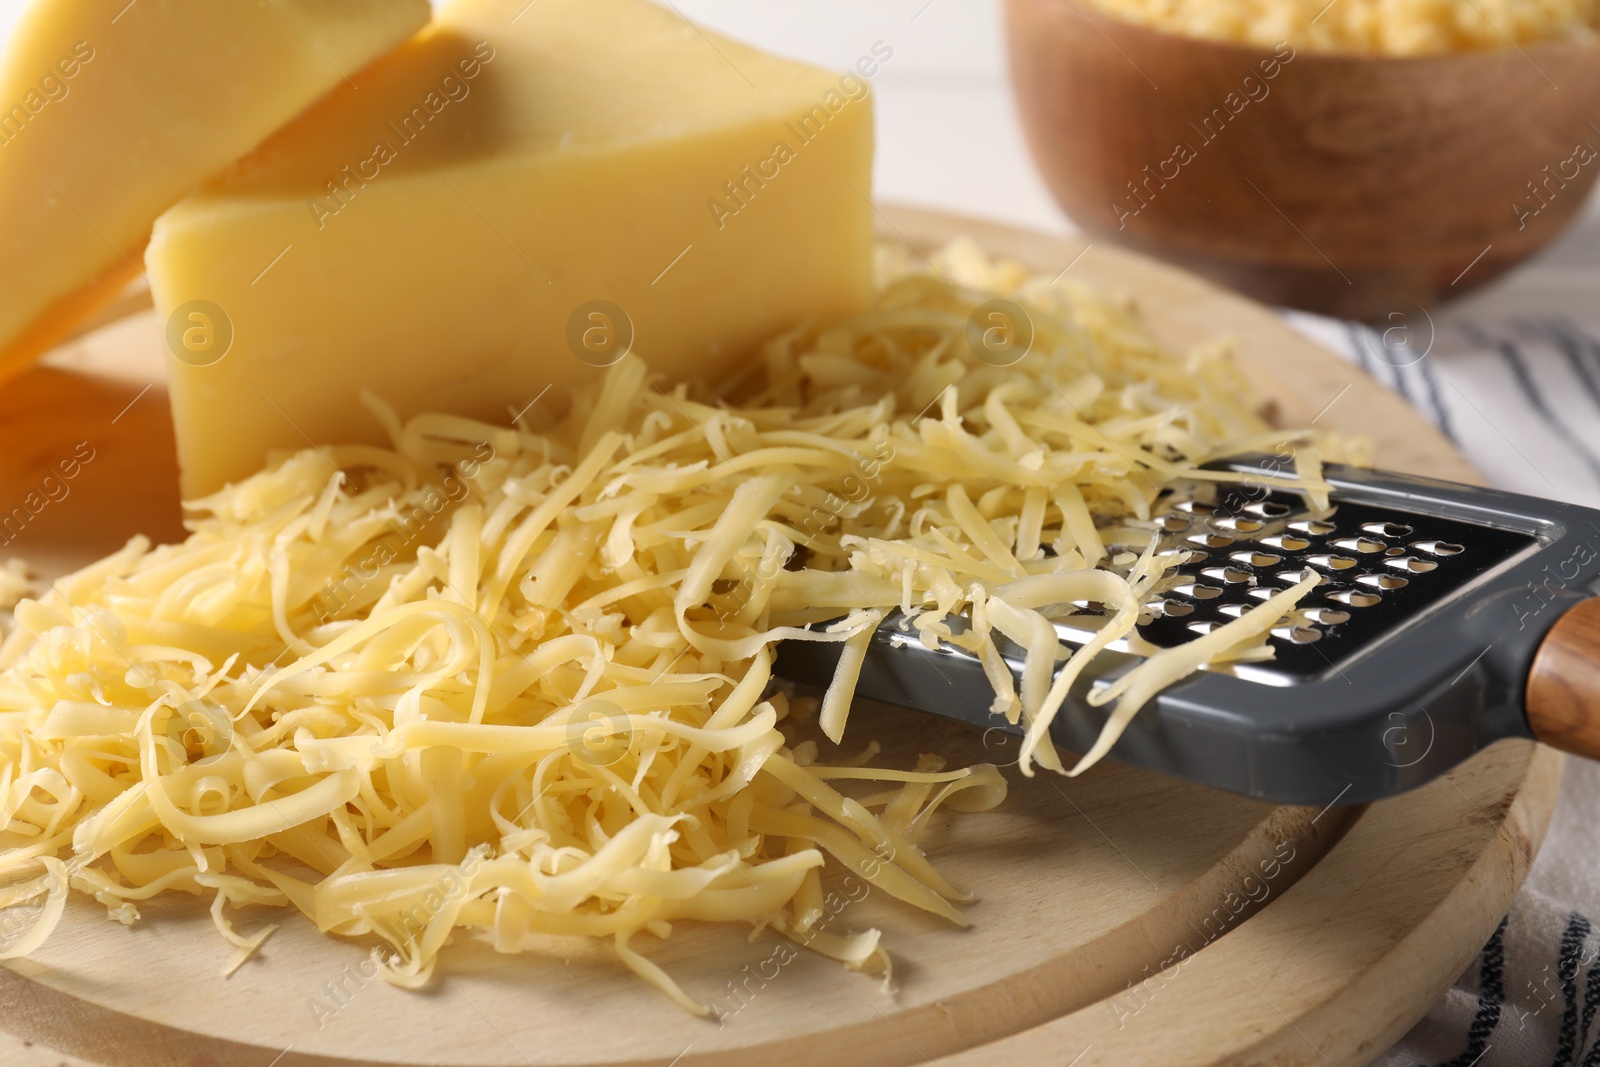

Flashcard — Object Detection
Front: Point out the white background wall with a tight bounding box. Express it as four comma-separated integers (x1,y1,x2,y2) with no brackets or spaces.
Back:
665,0,1071,233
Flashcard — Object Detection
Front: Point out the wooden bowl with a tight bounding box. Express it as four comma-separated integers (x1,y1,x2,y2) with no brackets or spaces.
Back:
1005,0,1600,318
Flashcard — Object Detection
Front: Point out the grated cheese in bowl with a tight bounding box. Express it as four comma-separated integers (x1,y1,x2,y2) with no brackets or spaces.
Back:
1080,0,1599,54
0,241,1359,1011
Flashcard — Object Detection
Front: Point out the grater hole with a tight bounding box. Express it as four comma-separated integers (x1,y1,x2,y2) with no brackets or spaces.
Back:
1201,566,1254,584
1332,537,1386,554
1302,607,1352,626
1141,481,1534,680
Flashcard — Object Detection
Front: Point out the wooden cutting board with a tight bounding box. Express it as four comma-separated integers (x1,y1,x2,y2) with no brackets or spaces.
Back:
0,207,1560,1067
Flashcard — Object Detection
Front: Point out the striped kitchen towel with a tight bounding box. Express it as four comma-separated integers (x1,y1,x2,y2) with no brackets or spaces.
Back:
1282,312,1600,511
1370,757,1600,1067
1285,310,1600,1067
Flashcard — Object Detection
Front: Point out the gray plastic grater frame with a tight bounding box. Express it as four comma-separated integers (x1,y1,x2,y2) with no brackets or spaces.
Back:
772,457,1600,805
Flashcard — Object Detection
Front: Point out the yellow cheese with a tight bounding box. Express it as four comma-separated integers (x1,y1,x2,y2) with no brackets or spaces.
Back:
0,0,430,378
147,0,877,498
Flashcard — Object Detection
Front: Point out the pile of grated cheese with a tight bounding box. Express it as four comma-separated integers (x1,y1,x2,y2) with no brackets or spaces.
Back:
0,240,1358,1011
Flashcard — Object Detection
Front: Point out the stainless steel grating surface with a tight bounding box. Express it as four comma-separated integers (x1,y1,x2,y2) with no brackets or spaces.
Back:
1103,483,1537,682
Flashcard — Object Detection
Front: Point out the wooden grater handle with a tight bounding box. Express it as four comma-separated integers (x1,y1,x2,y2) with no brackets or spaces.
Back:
1526,598,1600,759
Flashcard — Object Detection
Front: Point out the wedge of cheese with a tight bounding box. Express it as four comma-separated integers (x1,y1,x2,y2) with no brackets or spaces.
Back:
147,0,876,497
0,0,430,379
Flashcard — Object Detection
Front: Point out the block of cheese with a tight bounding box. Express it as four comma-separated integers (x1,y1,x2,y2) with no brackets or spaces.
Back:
147,0,876,497
0,0,430,379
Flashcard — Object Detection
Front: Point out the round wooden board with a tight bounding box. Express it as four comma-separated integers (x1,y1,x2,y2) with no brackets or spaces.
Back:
0,207,1560,1067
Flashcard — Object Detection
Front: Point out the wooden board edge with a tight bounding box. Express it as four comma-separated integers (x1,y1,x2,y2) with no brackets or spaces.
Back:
1276,741,1564,1067
925,741,1562,1066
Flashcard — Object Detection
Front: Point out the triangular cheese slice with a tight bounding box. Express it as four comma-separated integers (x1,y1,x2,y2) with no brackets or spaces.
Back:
148,0,877,497
0,0,430,378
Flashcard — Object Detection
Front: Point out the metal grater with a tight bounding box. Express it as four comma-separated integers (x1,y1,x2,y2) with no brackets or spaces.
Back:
774,456,1600,806
1121,484,1531,684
